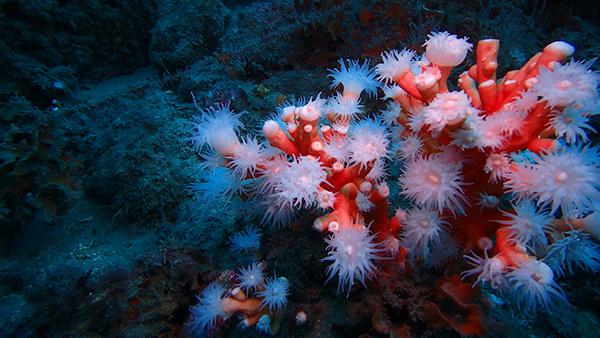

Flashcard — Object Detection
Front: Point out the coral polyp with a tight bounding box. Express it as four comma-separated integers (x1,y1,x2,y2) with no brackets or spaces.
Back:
323,224,383,295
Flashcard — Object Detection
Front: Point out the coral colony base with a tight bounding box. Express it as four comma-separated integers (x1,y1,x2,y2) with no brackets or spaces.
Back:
186,31,600,335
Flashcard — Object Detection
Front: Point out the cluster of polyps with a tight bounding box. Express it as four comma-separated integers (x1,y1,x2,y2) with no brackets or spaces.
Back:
189,31,599,313
380,32,600,312
187,263,289,335
190,58,398,297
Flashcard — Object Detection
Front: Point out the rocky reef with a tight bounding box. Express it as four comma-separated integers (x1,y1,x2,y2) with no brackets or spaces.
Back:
1,0,599,337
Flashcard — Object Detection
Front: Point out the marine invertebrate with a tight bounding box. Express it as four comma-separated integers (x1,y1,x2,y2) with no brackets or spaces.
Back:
187,282,228,334
530,58,598,108
399,155,467,214
498,200,553,253
273,156,328,208
375,49,415,84
477,192,500,210
549,104,597,143
295,310,307,326
380,101,402,126
323,224,383,295
188,167,241,201
526,145,600,215
187,267,289,335
230,226,262,252
237,262,265,292
328,59,379,98
258,276,289,312
347,118,390,169
396,134,424,161
189,103,243,155
327,93,364,121
187,54,404,304
545,230,600,277
506,259,569,312
462,251,507,289
323,135,350,163
227,136,267,178
186,29,600,326
423,31,473,67
422,91,473,132
374,30,599,316
255,314,272,334
484,152,512,183
400,207,450,261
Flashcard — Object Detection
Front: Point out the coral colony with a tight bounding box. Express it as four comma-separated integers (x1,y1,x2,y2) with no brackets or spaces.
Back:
187,31,600,334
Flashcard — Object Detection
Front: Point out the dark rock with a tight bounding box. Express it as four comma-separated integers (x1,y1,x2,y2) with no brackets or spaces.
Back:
149,0,226,71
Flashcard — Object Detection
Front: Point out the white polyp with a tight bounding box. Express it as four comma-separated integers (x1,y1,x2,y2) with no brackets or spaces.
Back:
544,41,575,58
424,31,473,67
376,182,389,197
263,120,280,138
304,124,314,133
299,105,320,122
281,106,297,122
414,72,438,90
359,181,373,193
311,141,323,152
328,221,340,232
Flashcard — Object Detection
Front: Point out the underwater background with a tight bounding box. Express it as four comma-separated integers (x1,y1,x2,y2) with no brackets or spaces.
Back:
1,0,600,337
